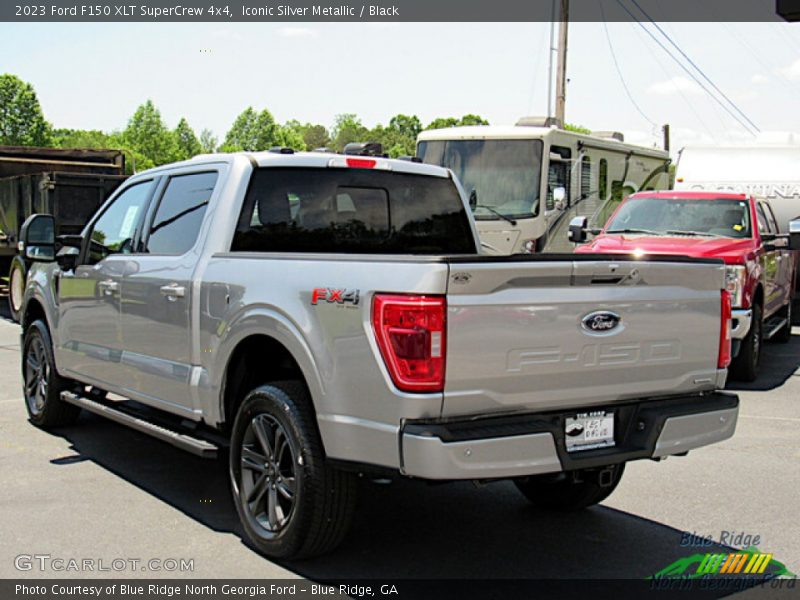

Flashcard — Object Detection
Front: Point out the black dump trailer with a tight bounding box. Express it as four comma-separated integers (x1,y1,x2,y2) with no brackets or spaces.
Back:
0,146,127,321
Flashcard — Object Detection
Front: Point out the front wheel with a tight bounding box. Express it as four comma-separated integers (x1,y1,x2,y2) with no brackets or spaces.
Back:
514,464,625,511
22,320,81,427
229,381,357,560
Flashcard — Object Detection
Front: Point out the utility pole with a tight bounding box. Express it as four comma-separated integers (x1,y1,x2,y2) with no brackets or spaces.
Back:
554,0,569,126
662,123,670,152
546,0,556,119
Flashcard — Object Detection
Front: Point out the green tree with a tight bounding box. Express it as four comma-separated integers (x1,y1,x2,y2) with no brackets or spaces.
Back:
199,128,218,153
425,114,490,130
53,128,116,149
457,114,489,126
565,123,591,134
388,114,422,141
331,113,367,152
276,123,307,151
301,124,331,150
122,100,178,168
174,117,202,160
0,74,52,146
221,107,282,152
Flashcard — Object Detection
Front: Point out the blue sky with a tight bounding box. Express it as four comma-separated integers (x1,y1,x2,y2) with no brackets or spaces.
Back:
2,21,800,154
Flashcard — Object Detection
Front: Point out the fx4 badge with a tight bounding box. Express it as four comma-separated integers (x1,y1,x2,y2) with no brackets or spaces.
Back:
311,288,360,306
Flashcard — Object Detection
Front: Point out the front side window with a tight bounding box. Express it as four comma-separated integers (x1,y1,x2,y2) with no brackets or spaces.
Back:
605,196,753,239
418,139,543,220
145,172,217,255
86,181,153,265
232,167,475,254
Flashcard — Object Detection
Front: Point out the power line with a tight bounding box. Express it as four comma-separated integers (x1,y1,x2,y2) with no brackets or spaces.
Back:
629,19,718,142
598,0,657,128
627,0,760,134
613,0,757,136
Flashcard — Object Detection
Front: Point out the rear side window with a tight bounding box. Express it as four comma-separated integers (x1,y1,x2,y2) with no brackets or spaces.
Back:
231,168,476,254
146,172,217,255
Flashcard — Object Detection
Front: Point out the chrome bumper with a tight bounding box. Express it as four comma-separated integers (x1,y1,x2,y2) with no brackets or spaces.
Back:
731,308,752,340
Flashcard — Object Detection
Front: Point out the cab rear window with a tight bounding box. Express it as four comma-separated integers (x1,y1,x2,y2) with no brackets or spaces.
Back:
231,167,476,254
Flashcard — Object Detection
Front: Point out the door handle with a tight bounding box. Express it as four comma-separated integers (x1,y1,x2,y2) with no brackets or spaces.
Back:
98,279,119,295
160,283,186,300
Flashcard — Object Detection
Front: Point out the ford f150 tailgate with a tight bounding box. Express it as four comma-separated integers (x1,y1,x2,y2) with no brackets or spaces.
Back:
442,255,728,417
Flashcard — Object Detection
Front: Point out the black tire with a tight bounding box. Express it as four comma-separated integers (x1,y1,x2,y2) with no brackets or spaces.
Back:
22,320,81,427
773,299,793,344
730,303,763,382
8,255,26,323
514,463,625,511
229,381,357,560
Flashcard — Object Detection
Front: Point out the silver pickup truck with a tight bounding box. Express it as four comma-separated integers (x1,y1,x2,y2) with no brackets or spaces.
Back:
18,151,738,559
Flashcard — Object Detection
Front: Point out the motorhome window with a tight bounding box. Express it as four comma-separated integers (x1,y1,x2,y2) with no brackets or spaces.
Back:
605,197,752,239
580,155,591,198
599,159,608,199
546,146,572,211
416,139,543,220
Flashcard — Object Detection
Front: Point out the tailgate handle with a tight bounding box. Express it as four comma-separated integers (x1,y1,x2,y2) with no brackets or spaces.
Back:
590,276,625,285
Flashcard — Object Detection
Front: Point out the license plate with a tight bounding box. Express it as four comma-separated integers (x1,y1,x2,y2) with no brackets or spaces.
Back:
565,411,615,452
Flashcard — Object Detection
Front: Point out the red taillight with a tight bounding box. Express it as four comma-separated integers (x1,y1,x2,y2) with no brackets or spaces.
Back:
718,290,732,369
346,157,376,169
372,294,446,392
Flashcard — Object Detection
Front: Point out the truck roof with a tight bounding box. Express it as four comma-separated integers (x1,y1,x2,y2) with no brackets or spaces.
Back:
135,150,452,179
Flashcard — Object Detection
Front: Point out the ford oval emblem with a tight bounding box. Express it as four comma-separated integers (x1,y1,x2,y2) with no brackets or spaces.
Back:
581,311,622,334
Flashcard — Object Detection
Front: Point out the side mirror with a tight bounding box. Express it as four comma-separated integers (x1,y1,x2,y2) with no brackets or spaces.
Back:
568,216,589,244
19,214,55,262
790,218,800,251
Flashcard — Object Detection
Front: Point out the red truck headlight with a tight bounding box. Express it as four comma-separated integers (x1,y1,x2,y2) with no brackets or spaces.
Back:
718,290,732,369
372,294,446,392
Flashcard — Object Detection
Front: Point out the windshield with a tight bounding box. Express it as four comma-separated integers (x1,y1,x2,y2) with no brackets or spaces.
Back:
417,139,543,220
605,196,752,238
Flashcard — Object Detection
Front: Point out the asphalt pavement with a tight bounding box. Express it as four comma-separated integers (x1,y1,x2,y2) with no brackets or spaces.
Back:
0,299,798,590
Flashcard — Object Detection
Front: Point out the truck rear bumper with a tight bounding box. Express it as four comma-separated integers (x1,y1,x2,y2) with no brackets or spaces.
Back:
400,392,738,480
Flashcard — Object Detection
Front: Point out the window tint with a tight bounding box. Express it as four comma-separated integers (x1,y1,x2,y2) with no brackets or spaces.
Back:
146,172,217,255
87,181,153,265
232,168,476,254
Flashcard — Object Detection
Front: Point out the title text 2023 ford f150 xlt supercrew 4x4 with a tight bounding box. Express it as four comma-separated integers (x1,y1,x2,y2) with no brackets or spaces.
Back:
18,151,741,559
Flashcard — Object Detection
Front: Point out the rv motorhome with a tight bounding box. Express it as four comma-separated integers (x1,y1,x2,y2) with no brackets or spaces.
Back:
417,118,671,254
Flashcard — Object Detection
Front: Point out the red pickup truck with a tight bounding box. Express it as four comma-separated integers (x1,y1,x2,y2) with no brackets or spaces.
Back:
569,191,799,381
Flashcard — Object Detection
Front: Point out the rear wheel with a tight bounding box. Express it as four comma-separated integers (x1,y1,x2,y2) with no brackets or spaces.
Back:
8,256,26,323
730,303,762,382
22,320,81,427
229,381,357,559
514,464,625,511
